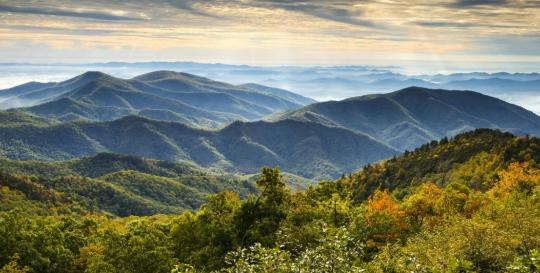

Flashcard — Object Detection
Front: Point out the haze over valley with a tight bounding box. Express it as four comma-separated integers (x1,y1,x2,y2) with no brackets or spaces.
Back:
2,62,540,115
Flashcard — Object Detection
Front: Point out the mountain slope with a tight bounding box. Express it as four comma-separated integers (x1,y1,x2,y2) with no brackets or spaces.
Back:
274,87,540,150
0,71,313,128
0,114,397,179
348,128,540,201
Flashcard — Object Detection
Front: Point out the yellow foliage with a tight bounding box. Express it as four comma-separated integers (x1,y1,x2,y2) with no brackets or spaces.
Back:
402,183,443,227
489,162,540,198
0,259,28,273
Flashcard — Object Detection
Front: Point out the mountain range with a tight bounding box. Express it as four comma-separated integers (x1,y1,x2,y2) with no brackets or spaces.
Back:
2,62,539,113
1,71,540,179
0,71,315,128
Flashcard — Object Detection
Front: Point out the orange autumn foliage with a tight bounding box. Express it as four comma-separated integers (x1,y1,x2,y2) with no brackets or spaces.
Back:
363,190,408,245
367,189,400,215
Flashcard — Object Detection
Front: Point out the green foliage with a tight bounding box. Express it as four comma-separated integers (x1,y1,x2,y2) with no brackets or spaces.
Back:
0,210,97,273
0,130,539,272
224,227,364,273
0,153,256,216
508,249,540,273
170,192,241,270
0,258,29,273
235,167,289,247
85,220,177,273
350,129,540,201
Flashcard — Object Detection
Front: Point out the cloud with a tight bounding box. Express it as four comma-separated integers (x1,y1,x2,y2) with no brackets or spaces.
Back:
472,34,540,55
451,0,508,7
166,0,220,18
414,21,513,29
0,4,145,21
416,21,479,28
2,25,120,36
250,0,377,28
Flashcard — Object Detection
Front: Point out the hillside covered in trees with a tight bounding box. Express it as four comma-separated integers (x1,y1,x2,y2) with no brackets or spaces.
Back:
1,129,539,272
0,112,397,180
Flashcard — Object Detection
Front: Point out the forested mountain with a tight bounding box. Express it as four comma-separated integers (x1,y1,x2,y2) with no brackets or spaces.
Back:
2,86,539,179
1,129,538,273
0,71,314,128
0,152,257,216
274,86,540,150
0,113,397,179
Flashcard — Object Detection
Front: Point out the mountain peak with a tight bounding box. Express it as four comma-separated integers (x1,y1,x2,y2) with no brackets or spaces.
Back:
78,71,109,80
113,114,152,124
394,86,433,94
132,70,218,85
132,70,200,82
133,70,178,81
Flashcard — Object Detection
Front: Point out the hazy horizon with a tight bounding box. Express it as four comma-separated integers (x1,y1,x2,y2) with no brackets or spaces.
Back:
1,61,540,115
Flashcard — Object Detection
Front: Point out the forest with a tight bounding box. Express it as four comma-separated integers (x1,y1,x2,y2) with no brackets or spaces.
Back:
0,129,539,273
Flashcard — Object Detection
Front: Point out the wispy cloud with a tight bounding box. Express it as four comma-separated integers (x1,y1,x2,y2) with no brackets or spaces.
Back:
250,0,377,28
0,4,145,21
451,0,508,7
414,21,514,29
166,0,221,18
0,0,538,70
1,25,120,36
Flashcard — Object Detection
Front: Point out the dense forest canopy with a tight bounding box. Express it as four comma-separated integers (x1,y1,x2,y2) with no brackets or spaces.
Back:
0,129,539,272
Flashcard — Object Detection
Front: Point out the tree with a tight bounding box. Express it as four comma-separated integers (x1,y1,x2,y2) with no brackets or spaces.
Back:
92,220,176,273
235,167,290,247
170,191,241,270
489,162,540,198
402,183,442,229
351,190,408,253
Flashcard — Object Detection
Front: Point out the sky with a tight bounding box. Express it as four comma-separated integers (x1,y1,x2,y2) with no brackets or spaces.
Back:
0,0,539,73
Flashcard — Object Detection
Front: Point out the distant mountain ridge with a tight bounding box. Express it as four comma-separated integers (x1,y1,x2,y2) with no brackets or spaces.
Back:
273,86,540,151
0,71,315,128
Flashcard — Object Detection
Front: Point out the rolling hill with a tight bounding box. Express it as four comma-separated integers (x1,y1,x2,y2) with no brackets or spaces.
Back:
0,71,314,128
273,86,540,151
0,152,257,216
